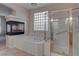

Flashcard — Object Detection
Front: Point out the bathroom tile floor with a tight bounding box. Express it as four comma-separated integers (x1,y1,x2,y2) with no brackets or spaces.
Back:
0,48,32,56
51,52,63,56
0,43,32,56
51,51,69,56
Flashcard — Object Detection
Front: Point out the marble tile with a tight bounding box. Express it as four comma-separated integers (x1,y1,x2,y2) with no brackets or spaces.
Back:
51,52,63,56
0,43,32,56
0,48,32,56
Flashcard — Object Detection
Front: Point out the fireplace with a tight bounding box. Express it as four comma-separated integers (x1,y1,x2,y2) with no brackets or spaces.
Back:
6,21,24,35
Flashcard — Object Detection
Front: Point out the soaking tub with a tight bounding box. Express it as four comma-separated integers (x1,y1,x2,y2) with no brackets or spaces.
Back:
6,35,45,56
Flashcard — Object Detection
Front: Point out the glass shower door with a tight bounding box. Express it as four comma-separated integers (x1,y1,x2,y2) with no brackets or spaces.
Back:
72,9,79,56
50,10,70,55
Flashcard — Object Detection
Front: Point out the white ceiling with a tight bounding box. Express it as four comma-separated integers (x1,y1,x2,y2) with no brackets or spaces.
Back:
2,3,79,11
14,3,79,10
14,3,51,10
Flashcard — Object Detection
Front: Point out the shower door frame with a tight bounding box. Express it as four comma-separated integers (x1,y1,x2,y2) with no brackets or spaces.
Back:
48,9,73,56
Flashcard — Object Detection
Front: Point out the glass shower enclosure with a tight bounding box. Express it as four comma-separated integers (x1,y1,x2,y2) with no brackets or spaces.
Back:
32,8,79,56
49,9,73,56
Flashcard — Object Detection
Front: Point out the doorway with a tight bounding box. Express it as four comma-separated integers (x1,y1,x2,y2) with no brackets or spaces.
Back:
0,16,6,50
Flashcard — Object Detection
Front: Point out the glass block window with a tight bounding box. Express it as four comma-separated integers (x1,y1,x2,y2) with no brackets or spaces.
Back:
34,11,48,31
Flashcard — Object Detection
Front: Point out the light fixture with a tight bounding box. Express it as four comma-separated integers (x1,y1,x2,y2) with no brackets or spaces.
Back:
30,3,38,6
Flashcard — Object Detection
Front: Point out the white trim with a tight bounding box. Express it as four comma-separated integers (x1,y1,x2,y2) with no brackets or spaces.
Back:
5,15,26,20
